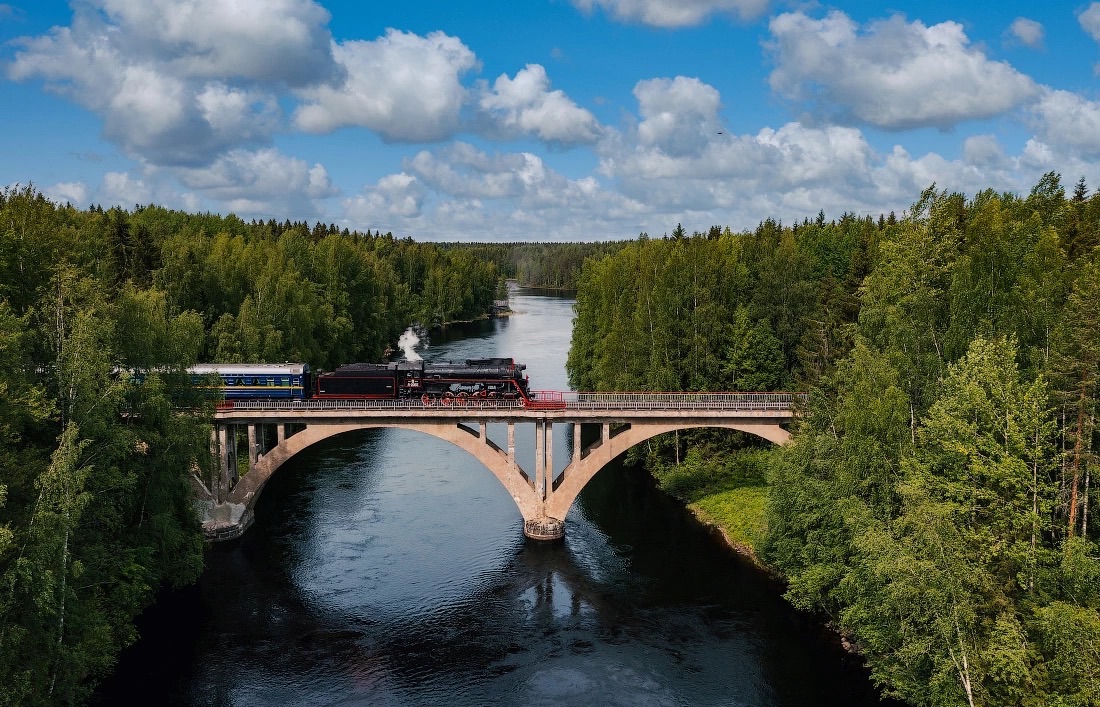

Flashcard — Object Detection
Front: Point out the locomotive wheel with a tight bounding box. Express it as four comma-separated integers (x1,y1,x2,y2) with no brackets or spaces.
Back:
421,394,432,406
456,392,469,406
441,396,453,406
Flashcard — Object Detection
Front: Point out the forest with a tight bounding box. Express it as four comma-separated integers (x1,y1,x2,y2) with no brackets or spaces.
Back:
448,241,626,290
5,171,1100,706
566,174,1100,706
0,188,505,705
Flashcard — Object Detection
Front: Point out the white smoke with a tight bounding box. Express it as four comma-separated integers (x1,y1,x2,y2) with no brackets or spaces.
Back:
398,327,423,361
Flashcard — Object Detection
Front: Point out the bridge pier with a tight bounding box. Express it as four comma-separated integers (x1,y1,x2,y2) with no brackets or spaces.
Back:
524,420,564,541
247,424,259,468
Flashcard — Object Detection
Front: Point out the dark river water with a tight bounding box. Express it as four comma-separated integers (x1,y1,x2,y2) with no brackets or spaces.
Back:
95,290,893,707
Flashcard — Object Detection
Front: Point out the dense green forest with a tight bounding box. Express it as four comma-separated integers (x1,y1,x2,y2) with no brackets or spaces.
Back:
0,187,503,705
7,171,1100,706
567,175,1100,707
449,241,627,290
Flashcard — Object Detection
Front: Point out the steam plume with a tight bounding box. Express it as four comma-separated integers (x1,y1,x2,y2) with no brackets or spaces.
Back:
398,327,422,361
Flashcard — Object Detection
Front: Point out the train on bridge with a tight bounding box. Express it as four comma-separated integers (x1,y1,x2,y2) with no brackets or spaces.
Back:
189,359,533,407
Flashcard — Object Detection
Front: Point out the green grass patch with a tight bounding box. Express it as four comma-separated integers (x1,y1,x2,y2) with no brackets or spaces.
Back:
648,444,772,555
689,486,768,553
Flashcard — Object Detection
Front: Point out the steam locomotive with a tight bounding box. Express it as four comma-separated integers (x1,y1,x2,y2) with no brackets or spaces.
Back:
189,358,531,404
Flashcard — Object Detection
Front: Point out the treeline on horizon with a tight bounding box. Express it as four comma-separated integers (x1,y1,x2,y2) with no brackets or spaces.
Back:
0,188,513,705
448,241,628,291
566,173,1100,706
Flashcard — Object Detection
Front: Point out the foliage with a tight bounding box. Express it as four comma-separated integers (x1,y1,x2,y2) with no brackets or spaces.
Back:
0,189,515,704
567,175,1100,706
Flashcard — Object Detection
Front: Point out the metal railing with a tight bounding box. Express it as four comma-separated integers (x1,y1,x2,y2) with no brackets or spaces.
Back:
529,391,804,410
216,391,805,413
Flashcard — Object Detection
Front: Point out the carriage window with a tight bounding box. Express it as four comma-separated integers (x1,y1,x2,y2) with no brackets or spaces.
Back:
236,378,245,386
280,377,289,386
268,378,275,386
225,378,235,386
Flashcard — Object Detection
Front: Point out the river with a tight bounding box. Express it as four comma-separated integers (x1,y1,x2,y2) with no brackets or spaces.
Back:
94,290,893,707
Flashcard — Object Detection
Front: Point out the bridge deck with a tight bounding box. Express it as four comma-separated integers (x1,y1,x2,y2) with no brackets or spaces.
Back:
213,391,803,421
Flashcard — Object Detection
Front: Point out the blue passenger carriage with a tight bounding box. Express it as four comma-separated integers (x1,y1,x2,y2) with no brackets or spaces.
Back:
188,363,311,400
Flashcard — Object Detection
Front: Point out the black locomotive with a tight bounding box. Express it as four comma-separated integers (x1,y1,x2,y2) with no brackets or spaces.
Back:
315,358,530,403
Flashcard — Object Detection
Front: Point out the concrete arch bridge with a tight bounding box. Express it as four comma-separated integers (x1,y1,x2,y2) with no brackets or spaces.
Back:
193,391,802,541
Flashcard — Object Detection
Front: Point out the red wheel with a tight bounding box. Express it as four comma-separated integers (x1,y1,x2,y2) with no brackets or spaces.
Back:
456,392,469,406
441,396,453,406
421,394,432,406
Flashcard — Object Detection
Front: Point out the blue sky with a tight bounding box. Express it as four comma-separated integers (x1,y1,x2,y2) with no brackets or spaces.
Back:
3,0,1100,241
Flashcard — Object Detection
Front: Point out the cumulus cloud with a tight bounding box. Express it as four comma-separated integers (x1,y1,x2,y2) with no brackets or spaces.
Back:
1080,3,1100,42
44,181,89,207
100,171,152,205
405,142,628,215
767,10,1038,130
962,135,1011,169
94,0,337,86
173,148,337,218
342,143,647,240
478,65,602,145
293,29,477,141
1007,17,1044,48
6,0,332,166
343,173,428,226
632,76,722,157
1028,88,1100,157
406,143,540,199
571,0,769,27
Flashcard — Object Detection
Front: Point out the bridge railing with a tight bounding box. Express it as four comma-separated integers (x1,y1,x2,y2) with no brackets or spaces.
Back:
216,391,806,413
529,391,805,410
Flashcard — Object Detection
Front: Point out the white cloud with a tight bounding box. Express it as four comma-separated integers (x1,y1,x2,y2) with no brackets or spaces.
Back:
406,144,538,199
1028,88,1100,157
293,30,477,141
633,76,722,157
588,77,1051,227
173,148,337,218
99,171,152,206
478,65,602,145
44,181,89,207
962,135,1011,169
1008,17,1044,48
767,11,1038,130
1080,3,1100,42
343,173,427,226
342,143,647,241
6,0,317,166
96,0,337,85
571,0,769,27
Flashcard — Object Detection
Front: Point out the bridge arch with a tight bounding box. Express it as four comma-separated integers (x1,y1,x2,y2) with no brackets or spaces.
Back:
544,421,789,521
203,396,799,541
227,421,544,523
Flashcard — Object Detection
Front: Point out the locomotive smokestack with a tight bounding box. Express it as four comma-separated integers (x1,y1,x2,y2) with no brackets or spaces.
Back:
398,327,423,361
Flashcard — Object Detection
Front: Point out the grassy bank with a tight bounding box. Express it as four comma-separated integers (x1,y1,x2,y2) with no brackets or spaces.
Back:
649,445,772,557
